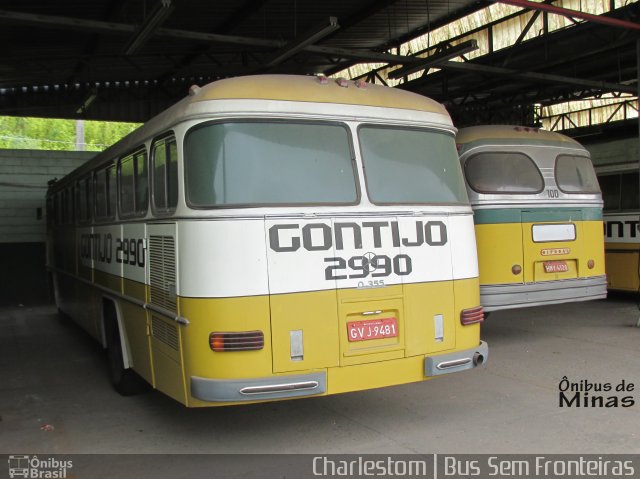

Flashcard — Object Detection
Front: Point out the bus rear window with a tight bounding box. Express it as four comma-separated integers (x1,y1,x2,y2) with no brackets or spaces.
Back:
184,121,357,207
464,152,544,194
555,155,600,194
358,126,467,204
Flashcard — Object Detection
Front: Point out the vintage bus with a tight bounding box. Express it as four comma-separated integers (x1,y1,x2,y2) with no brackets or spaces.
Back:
46,74,487,407
597,163,640,292
456,125,606,312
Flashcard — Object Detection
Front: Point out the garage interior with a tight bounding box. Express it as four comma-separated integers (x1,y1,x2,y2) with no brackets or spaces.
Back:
0,0,639,456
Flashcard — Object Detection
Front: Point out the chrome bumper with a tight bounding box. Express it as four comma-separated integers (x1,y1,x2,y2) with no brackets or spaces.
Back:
481,275,607,312
425,341,489,377
191,372,326,402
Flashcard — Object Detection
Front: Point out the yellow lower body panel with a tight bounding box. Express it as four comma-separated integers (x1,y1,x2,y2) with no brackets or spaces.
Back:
53,268,486,408
327,355,428,395
605,244,640,292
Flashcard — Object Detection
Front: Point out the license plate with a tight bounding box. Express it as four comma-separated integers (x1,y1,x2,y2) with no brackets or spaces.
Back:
347,317,398,342
544,260,569,273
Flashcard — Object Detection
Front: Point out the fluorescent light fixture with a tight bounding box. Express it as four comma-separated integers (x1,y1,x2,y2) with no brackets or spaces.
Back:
76,91,97,114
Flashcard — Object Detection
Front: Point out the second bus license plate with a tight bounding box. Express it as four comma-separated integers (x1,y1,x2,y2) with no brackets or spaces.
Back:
348,317,398,342
544,260,569,273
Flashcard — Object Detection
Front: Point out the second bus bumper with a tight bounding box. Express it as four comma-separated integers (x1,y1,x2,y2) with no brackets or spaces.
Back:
480,275,607,312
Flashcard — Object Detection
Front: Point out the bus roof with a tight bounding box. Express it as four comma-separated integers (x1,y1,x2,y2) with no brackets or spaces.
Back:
48,75,450,193
456,125,583,153
190,74,449,114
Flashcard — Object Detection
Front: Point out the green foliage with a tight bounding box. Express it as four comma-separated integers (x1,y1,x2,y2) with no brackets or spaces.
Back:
0,116,141,151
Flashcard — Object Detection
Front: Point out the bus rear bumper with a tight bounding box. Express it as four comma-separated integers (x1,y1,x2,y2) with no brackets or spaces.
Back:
425,341,489,377
480,275,607,312
190,372,327,402
191,342,490,403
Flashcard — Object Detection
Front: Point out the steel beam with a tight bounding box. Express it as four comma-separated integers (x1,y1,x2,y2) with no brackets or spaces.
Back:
0,9,419,65
430,60,637,94
493,0,640,30
124,0,175,55
387,40,478,79
261,17,340,68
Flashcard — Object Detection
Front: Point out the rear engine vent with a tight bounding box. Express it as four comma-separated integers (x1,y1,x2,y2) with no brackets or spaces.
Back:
152,316,179,351
149,235,177,312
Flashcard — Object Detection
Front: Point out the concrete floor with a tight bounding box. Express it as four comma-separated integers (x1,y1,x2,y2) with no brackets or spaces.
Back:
1,296,639,455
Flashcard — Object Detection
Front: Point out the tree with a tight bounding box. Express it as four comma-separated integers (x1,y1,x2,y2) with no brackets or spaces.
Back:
0,116,140,151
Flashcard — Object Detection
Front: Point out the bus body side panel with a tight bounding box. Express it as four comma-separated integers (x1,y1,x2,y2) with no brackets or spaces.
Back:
118,222,153,384
580,220,606,278
146,222,188,404
605,245,640,291
91,225,122,294
604,213,640,291
474,221,524,286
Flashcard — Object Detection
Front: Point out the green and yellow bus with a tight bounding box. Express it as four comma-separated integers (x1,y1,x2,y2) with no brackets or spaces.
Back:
457,125,606,312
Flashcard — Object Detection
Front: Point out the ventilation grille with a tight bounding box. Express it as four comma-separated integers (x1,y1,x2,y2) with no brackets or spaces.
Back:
152,316,179,350
149,235,177,312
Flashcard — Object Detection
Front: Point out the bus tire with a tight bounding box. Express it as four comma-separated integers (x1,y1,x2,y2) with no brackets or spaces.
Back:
104,306,148,396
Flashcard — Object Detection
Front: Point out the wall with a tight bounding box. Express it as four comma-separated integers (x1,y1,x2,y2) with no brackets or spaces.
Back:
0,149,94,305
584,136,639,169
0,149,94,243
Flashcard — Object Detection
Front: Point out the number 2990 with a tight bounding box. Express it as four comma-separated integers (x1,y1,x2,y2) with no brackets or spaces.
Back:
324,254,412,280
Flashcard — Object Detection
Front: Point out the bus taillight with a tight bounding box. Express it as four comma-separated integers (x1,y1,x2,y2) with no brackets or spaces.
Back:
460,306,484,325
209,331,264,352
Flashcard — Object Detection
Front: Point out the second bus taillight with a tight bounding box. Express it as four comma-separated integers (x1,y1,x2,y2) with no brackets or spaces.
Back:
460,306,485,325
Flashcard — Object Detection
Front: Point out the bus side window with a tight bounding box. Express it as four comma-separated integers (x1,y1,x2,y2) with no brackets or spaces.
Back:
46,196,54,227
67,186,75,224
152,135,178,213
82,176,93,222
55,193,63,225
119,149,148,217
95,165,115,220
75,181,84,223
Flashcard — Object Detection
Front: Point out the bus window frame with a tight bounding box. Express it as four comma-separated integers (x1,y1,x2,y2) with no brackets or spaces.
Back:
554,154,601,195
94,163,117,222
76,175,93,224
150,132,178,217
357,123,467,206
463,150,545,195
183,118,360,209
118,147,149,219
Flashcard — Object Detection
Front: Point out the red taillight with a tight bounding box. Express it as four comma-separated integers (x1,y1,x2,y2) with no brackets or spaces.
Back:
461,306,484,325
209,331,264,352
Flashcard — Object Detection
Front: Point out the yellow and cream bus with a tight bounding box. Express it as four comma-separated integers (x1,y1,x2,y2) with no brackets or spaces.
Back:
456,125,606,312
46,74,487,407
597,164,640,292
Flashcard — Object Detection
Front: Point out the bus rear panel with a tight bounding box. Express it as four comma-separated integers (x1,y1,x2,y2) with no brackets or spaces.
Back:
457,125,606,312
